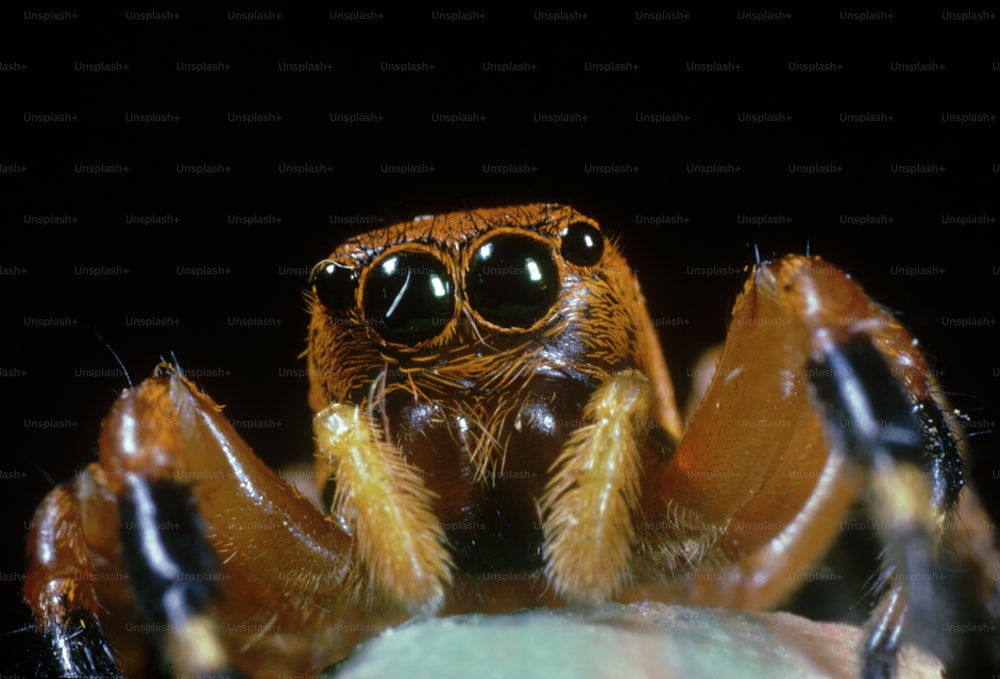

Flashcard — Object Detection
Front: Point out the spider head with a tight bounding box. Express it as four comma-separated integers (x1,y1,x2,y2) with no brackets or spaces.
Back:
305,204,655,574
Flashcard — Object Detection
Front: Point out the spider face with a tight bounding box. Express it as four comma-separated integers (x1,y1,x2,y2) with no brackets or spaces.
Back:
21,204,1000,679
305,205,659,577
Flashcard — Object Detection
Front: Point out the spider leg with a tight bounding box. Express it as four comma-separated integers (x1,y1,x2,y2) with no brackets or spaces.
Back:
634,256,861,606
23,483,125,678
810,332,998,678
117,473,241,678
632,255,998,676
809,334,957,677
25,366,390,678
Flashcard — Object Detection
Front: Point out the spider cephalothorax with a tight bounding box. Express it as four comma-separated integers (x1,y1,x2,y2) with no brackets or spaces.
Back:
306,206,675,604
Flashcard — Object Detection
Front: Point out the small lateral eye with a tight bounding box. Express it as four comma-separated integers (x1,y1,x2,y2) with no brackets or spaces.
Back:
467,234,559,329
560,221,604,267
363,251,454,345
311,260,358,312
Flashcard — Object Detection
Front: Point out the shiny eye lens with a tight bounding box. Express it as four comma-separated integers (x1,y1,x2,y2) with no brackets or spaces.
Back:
363,251,454,345
311,260,358,312
467,235,559,328
560,221,604,267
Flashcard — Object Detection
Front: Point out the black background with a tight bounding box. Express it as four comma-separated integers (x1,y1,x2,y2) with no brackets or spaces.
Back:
2,7,998,674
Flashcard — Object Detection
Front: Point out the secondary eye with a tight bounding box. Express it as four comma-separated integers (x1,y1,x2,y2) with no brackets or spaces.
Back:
362,251,454,345
560,221,604,267
311,260,358,312
467,234,559,328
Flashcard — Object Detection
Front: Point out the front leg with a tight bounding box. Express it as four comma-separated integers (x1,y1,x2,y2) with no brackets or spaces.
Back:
24,483,125,678
808,323,972,677
637,255,994,676
25,366,393,678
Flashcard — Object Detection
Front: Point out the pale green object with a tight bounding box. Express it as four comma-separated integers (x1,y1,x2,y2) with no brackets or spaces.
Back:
321,602,940,679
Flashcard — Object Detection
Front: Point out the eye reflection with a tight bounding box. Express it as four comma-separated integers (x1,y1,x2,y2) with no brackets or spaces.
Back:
467,234,559,328
363,251,454,345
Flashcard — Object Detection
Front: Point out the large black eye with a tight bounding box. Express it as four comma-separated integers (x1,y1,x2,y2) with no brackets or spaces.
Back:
467,235,559,328
363,251,454,345
560,221,604,266
312,260,358,312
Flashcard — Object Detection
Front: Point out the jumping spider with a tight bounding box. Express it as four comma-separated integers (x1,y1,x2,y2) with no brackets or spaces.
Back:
23,204,1000,677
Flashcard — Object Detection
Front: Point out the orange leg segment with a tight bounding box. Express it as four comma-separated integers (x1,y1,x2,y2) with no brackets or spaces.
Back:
636,256,953,609
630,254,982,677
24,366,397,678
643,257,860,581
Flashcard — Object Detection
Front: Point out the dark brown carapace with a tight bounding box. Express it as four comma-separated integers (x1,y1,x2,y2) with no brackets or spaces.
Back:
22,204,1000,678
